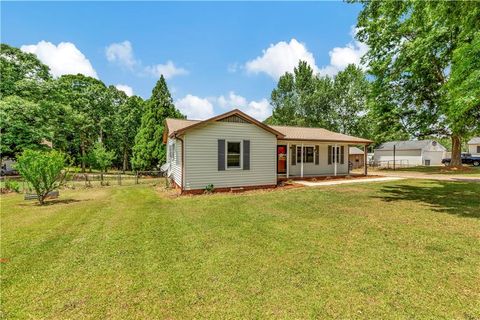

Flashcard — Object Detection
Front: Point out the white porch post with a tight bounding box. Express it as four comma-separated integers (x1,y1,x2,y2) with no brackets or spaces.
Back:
301,143,304,178
364,144,368,176
286,143,290,178
334,143,338,176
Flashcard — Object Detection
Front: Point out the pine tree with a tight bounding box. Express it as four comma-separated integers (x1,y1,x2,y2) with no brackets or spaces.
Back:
131,76,184,170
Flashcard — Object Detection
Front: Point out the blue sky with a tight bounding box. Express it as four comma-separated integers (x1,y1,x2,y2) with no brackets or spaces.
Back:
2,2,365,120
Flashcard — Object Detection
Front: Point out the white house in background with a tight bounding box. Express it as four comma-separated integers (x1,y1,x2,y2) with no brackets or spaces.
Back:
374,140,447,167
468,137,480,155
163,109,372,194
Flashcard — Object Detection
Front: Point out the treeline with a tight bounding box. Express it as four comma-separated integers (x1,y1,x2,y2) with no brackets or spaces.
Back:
266,62,372,140
0,44,184,171
268,1,480,165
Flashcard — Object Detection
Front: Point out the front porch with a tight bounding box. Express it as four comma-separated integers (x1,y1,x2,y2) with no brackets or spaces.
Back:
277,172,365,183
276,141,369,180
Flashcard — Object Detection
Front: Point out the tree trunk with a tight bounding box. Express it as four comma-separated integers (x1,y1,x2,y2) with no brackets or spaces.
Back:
123,149,128,173
450,134,462,167
80,140,86,173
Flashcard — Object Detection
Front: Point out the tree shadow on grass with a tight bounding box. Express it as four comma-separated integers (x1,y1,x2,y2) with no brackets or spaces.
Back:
375,181,480,219
19,199,84,207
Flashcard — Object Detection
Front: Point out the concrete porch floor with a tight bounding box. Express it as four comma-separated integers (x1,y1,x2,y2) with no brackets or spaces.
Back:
294,176,404,186
277,173,365,182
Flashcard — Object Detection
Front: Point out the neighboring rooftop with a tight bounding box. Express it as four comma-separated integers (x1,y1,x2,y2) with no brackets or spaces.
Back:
165,110,372,144
375,140,446,151
349,147,364,155
468,137,480,144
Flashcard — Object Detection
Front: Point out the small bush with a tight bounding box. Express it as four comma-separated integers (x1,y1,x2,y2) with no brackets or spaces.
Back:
204,183,214,194
5,180,20,193
16,149,66,205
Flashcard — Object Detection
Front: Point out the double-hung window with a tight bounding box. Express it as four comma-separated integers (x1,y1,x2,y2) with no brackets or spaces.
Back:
227,141,242,168
328,145,345,164
296,146,314,163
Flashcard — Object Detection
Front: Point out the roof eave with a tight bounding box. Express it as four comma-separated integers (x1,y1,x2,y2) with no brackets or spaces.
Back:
279,138,372,144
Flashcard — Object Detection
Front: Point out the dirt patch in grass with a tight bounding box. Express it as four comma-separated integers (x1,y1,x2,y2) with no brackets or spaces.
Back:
438,166,475,173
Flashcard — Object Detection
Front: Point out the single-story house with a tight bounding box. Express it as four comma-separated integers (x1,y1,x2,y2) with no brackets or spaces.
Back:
349,147,365,169
163,109,372,193
374,140,447,167
468,137,480,155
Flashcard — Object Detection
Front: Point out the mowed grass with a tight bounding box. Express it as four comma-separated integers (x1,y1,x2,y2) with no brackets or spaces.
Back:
1,180,479,319
376,165,480,176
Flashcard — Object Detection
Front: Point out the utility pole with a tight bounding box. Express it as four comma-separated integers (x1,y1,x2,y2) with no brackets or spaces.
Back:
393,144,396,171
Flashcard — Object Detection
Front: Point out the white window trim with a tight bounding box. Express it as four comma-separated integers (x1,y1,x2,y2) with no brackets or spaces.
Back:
329,145,345,165
296,145,315,164
225,140,243,170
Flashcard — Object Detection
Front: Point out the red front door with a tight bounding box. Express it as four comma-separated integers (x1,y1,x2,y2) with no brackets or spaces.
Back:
277,145,287,174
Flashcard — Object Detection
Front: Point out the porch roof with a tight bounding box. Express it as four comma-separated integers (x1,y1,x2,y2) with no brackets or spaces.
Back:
271,125,372,144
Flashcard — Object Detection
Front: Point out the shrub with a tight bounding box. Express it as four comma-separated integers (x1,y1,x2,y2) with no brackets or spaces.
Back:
90,142,115,185
204,183,214,194
5,180,20,193
16,149,66,205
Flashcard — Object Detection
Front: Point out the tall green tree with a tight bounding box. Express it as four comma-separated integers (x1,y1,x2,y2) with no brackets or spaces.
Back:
268,61,370,138
113,95,144,172
332,64,371,137
132,76,184,170
353,0,480,165
56,74,111,171
0,96,52,157
269,61,336,129
0,43,51,98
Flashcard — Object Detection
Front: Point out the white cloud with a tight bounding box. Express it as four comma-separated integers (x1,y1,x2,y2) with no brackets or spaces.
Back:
105,41,137,69
318,41,368,76
21,41,98,78
245,39,319,80
318,27,369,76
175,94,215,120
243,99,272,121
115,84,133,96
176,91,272,121
217,91,272,121
105,41,188,79
145,61,188,79
218,91,247,109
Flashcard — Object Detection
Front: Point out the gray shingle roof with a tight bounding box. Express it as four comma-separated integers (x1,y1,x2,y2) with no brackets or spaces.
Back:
375,140,446,151
166,109,373,144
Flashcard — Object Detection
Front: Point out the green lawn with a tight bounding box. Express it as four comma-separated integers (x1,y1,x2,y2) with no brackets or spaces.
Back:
1,180,479,319
375,165,480,176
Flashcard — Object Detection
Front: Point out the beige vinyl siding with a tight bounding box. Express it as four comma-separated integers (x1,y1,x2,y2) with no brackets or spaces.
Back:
167,137,182,187
469,144,480,155
278,141,349,176
184,122,277,190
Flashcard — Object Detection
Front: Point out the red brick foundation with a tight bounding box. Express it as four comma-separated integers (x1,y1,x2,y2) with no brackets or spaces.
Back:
181,184,277,195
